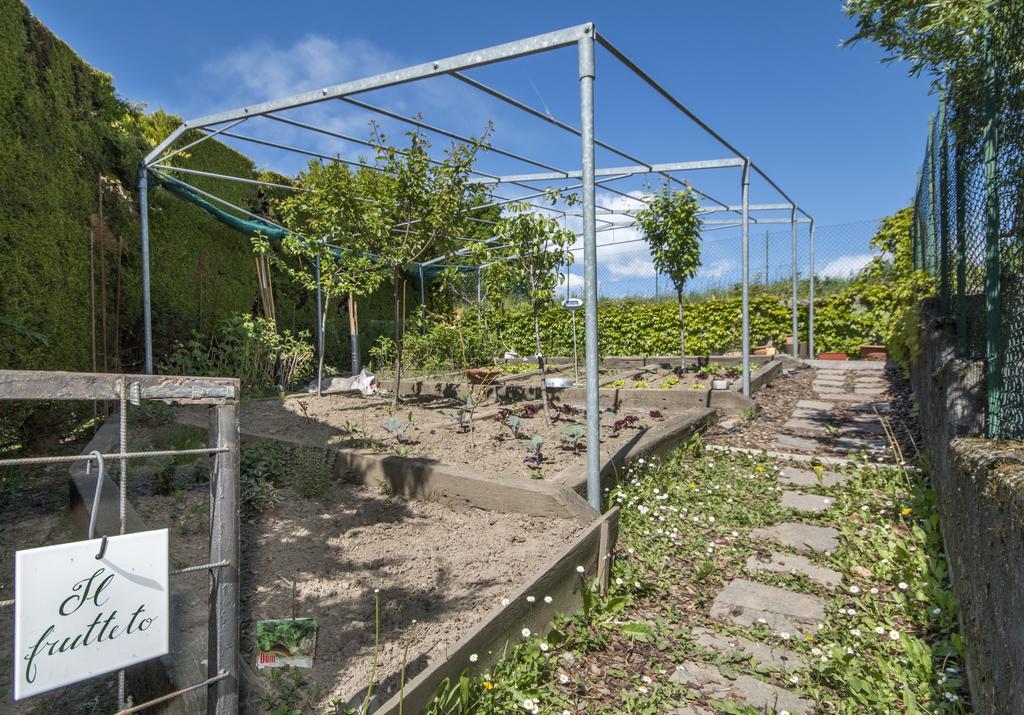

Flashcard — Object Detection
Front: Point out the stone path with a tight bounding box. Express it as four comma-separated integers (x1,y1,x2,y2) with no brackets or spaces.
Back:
672,361,893,713
772,361,891,458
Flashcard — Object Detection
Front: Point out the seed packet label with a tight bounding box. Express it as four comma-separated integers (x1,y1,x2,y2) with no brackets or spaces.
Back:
256,618,318,669
14,529,169,699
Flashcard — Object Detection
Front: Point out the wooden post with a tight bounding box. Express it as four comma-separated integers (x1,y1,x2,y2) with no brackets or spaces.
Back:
209,402,240,714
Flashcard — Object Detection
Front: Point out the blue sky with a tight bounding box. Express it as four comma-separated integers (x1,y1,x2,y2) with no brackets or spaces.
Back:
29,0,936,296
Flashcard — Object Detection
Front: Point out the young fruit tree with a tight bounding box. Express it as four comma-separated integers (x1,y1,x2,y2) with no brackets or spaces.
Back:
635,185,702,369
359,124,490,405
486,203,575,424
259,160,386,394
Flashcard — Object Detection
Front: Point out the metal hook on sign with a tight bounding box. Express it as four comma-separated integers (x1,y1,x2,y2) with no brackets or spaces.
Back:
85,451,108,559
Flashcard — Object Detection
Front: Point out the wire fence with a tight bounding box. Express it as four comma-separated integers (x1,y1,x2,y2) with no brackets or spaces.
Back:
560,219,881,302
911,3,1024,440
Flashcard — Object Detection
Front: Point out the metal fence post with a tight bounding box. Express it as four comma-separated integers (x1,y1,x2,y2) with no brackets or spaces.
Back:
740,159,751,396
139,163,154,374
808,219,815,358
210,401,240,714
937,93,951,313
982,23,1002,437
578,24,601,511
790,206,798,357
315,255,324,388
954,125,968,357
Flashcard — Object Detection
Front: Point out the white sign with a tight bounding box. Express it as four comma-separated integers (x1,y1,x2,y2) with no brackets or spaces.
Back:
14,529,169,700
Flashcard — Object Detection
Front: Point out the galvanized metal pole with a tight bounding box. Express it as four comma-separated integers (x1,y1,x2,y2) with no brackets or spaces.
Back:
982,23,1001,437
139,163,154,374
808,219,816,358
210,401,240,714
740,160,751,396
790,206,798,357
955,130,968,357
315,256,324,388
579,25,601,512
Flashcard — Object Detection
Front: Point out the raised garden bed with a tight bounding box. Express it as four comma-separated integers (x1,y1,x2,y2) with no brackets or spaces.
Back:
66,415,588,712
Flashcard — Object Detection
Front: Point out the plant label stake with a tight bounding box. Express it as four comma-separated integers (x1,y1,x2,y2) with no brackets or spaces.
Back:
562,298,584,385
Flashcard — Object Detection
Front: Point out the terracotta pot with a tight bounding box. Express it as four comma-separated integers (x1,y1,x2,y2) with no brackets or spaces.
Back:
817,352,848,361
465,367,503,385
859,344,887,361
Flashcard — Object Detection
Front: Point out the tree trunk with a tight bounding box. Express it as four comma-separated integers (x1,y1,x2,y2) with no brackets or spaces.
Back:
317,295,330,397
348,292,360,375
392,270,403,407
678,288,687,371
533,301,551,427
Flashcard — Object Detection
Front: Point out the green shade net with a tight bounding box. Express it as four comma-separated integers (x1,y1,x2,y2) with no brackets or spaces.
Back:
151,172,482,283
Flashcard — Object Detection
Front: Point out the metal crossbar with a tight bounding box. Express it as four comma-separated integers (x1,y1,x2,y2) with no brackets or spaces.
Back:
136,21,814,510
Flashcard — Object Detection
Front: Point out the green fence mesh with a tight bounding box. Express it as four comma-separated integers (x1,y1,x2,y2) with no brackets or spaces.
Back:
912,2,1024,440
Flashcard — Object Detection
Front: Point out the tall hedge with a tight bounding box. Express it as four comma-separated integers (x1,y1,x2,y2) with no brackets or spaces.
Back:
0,1,329,374
487,288,894,358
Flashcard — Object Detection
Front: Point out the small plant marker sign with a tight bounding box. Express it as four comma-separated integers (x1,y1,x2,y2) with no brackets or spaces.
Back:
256,618,318,669
14,529,169,700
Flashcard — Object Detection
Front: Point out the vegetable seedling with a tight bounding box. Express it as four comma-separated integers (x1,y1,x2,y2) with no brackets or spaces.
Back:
558,424,586,454
382,416,412,445
521,435,545,468
502,415,524,439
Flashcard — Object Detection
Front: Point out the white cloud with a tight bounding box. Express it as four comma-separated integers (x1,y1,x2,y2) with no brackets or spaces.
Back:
819,253,874,278
607,256,656,279
702,259,736,278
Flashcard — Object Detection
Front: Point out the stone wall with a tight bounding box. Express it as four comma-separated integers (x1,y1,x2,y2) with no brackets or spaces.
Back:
911,303,1024,714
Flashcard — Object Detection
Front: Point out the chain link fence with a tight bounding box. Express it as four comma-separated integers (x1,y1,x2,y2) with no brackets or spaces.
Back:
911,2,1024,440
560,219,881,304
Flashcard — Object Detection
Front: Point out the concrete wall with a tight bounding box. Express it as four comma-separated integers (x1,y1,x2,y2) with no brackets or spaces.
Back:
910,305,1024,714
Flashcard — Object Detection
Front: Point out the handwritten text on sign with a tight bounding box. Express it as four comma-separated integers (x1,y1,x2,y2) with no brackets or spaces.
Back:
14,529,169,699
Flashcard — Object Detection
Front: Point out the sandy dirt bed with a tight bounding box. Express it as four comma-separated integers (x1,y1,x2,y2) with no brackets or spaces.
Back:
228,393,673,480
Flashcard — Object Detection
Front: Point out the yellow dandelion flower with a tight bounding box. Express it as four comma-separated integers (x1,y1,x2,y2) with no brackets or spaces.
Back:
755,466,765,472
689,482,698,489
901,507,912,516
482,681,494,690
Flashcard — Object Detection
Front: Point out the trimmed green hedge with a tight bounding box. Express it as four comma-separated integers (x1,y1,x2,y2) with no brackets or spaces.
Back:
486,287,895,358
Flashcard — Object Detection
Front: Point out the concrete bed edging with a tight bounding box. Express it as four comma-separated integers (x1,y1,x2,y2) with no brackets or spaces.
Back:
397,358,780,414
374,507,620,715
209,405,709,522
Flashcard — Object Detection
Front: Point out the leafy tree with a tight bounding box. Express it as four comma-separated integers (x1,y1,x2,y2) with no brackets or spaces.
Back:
358,124,491,404
635,185,703,368
260,160,386,393
842,0,992,78
856,207,934,366
486,204,575,424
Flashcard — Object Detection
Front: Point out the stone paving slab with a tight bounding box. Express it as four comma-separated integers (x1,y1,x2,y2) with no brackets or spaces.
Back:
839,421,886,436
789,409,831,423
796,399,835,411
779,466,846,488
669,661,812,714
776,434,826,452
781,490,832,513
834,436,887,452
746,551,843,589
750,522,840,554
691,627,805,672
850,402,890,412
814,391,885,402
783,418,830,435
710,578,826,636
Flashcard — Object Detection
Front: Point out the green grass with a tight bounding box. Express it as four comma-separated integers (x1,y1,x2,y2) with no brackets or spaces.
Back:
426,443,969,714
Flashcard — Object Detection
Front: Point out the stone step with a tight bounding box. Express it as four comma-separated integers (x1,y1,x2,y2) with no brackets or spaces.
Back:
834,436,887,453
782,418,830,435
670,661,812,714
746,551,843,589
838,421,886,436
815,391,885,403
691,626,805,672
750,522,840,554
779,466,846,488
710,578,826,637
796,399,836,411
776,434,826,453
781,490,832,513
850,401,890,412
790,408,832,423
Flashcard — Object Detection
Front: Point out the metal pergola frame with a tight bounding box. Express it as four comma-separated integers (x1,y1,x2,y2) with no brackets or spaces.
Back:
140,22,815,510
